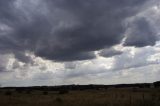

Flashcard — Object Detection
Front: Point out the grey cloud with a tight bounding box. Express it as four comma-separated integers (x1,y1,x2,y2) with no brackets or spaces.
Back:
99,48,123,57
14,52,33,64
12,61,21,69
64,66,107,79
124,17,157,47
32,71,54,81
0,66,6,72
0,54,11,72
0,0,149,62
112,47,159,71
64,62,77,69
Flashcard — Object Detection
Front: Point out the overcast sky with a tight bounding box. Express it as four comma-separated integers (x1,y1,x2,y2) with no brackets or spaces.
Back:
0,0,160,87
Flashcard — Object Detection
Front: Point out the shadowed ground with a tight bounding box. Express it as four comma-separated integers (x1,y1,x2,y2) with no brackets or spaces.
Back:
0,88,160,106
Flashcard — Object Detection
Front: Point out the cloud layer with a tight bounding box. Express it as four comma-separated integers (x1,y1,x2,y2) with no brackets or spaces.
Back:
0,0,151,62
1,0,160,86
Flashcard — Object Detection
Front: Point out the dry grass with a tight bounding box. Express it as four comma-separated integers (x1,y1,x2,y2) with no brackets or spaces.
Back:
0,88,160,106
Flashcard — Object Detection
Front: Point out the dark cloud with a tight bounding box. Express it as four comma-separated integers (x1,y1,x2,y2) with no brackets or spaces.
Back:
12,61,20,69
0,67,5,72
99,48,123,57
0,0,149,62
124,17,157,47
14,52,33,64
0,54,10,72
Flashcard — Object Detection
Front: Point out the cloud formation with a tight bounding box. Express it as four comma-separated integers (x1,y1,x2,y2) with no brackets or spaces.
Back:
99,48,123,57
1,0,160,86
124,17,157,47
0,0,150,62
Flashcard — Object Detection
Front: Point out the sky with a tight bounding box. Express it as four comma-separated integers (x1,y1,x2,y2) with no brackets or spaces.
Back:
0,0,160,87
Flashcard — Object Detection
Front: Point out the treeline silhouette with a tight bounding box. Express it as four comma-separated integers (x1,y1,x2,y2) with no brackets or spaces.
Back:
0,81,160,92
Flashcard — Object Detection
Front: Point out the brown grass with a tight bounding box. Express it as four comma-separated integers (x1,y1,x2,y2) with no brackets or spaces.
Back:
0,88,160,106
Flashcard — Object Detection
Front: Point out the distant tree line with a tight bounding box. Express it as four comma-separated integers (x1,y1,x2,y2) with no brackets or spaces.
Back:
0,81,160,92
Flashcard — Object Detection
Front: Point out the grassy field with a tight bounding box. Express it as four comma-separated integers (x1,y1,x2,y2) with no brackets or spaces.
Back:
0,88,160,106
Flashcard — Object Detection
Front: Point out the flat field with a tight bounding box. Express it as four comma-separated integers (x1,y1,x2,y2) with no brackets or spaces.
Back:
0,88,160,106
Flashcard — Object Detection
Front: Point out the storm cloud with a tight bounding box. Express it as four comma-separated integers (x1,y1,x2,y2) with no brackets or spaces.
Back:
0,0,153,62
124,17,157,47
99,48,123,58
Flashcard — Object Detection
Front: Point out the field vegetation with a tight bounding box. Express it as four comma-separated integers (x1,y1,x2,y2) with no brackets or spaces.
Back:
0,88,160,106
